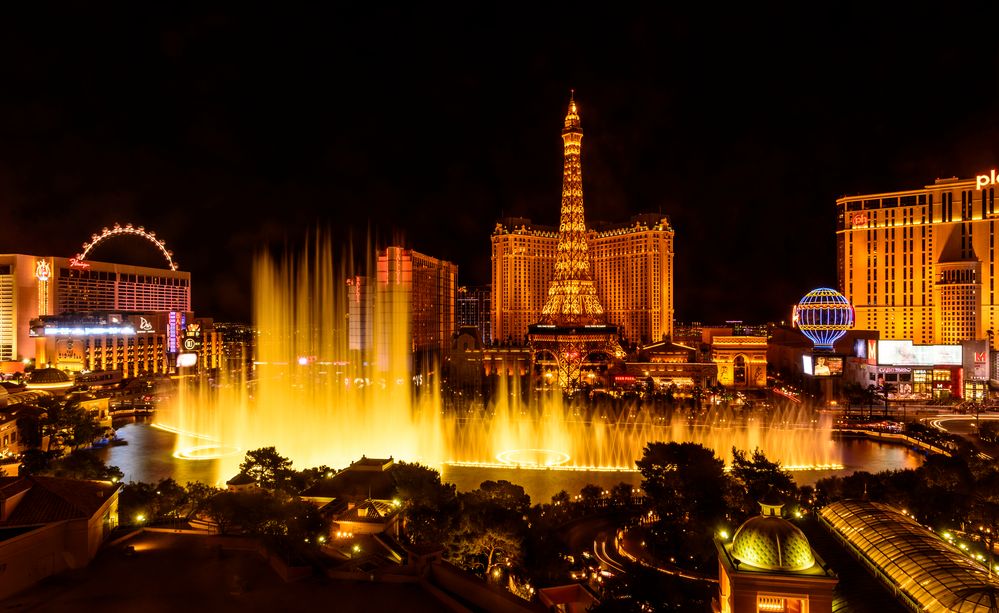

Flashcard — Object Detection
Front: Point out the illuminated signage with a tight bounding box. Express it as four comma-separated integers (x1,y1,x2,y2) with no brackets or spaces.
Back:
34,260,50,282
977,170,999,190
878,340,961,366
43,326,135,336
168,312,178,353
138,317,153,332
811,355,843,377
802,355,813,375
69,258,91,270
176,352,198,368
962,339,990,381
851,213,868,226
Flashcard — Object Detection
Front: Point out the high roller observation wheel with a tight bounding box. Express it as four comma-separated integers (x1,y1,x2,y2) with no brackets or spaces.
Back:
77,223,178,271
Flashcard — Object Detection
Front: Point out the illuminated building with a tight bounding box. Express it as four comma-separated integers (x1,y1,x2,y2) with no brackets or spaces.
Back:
527,95,623,388
30,313,172,378
492,214,674,346
376,246,457,362
837,173,999,346
0,254,190,369
821,500,999,612
456,285,491,345
715,496,837,613
490,100,673,347
709,333,768,389
619,339,717,390
212,322,255,375
347,275,373,352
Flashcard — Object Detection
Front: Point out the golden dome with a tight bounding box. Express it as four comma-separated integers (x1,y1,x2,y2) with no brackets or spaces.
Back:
731,514,815,572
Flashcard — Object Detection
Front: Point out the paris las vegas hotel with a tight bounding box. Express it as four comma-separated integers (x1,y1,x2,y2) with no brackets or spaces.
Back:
491,214,674,345
838,171,999,347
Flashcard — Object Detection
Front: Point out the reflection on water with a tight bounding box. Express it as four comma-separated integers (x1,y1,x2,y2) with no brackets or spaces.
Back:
95,420,217,485
95,420,926,502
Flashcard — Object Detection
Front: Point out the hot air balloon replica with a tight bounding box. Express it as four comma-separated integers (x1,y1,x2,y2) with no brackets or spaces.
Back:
793,288,855,351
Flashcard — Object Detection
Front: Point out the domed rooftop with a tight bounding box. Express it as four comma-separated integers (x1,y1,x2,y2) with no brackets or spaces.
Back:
25,368,74,391
28,368,71,384
731,498,815,572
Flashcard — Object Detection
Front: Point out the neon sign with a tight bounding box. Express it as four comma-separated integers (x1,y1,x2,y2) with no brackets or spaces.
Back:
168,312,178,353
977,170,999,190
43,326,136,336
69,258,91,270
851,213,868,226
34,260,51,282
138,317,153,332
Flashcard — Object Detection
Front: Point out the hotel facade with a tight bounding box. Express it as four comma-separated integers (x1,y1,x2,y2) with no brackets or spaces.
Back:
0,254,192,371
491,213,674,345
837,173,999,347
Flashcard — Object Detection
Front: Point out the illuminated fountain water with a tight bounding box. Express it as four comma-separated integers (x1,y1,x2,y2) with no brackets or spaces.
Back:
158,239,841,483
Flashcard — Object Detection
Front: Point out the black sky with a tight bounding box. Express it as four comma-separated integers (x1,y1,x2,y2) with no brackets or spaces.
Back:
3,5,999,324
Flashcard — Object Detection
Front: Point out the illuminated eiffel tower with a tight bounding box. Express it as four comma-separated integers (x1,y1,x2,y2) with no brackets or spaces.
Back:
529,93,623,389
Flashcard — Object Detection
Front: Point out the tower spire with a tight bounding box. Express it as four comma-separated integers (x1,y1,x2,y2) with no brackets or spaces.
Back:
540,93,605,324
528,95,623,390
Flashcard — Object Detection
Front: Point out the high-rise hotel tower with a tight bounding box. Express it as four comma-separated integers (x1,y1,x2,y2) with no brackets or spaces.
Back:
837,173,999,346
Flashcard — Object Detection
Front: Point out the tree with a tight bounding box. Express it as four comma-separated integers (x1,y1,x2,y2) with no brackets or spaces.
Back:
390,461,458,546
729,447,796,516
465,480,530,514
636,442,728,525
184,482,222,520
579,483,604,506
37,399,101,452
979,421,999,444
239,447,293,490
610,482,635,506
40,449,123,482
448,481,530,579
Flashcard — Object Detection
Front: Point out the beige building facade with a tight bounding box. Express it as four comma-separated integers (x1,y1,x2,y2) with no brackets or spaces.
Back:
837,173,999,346
491,214,674,345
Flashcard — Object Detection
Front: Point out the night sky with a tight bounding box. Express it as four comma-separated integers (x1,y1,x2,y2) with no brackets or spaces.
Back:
3,6,999,324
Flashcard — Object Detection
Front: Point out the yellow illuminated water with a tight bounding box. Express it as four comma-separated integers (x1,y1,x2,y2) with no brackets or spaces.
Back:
159,239,841,483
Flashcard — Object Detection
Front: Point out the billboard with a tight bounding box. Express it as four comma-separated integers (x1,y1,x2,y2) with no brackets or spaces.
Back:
962,340,990,381
804,355,843,377
878,340,961,366
812,355,843,377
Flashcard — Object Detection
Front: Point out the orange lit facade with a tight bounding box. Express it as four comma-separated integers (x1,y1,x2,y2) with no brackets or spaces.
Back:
707,332,768,389
376,247,457,358
837,175,999,346
0,254,191,366
29,313,222,378
491,215,674,345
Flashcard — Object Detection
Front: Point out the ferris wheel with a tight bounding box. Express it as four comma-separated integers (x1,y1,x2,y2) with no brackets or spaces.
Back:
75,223,178,271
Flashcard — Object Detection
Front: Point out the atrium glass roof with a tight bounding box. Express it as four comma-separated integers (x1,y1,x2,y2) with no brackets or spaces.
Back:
821,500,999,612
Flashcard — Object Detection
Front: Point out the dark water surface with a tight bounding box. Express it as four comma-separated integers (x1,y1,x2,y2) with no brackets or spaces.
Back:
96,420,925,503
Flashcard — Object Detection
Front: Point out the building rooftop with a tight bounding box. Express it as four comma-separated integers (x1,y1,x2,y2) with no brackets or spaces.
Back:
821,500,999,612
0,476,120,525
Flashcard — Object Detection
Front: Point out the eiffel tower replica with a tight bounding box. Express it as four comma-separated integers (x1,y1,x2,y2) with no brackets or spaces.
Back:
528,93,624,389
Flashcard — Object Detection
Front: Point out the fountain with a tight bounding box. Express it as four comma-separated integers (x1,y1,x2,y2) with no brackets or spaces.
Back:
157,237,841,484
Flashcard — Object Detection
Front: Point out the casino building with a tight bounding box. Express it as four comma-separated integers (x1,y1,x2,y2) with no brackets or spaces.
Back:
492,214,674,346
837,173,999,347
0,253,190,370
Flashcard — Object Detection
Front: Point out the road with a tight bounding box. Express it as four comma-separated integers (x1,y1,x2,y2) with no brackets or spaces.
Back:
928,414,999,460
